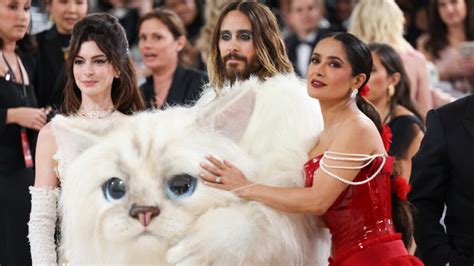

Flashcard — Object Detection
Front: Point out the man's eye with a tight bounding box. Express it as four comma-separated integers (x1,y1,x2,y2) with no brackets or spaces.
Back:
239,33,252,41
221,33,232,41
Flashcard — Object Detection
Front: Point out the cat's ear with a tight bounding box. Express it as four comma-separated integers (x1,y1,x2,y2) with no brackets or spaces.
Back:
51,115,110,163
208,88,256,142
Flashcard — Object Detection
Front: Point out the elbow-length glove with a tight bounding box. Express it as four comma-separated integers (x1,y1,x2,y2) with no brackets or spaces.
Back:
28,186,59,265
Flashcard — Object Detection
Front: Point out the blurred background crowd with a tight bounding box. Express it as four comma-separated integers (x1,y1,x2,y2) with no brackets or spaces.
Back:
28,0,474,110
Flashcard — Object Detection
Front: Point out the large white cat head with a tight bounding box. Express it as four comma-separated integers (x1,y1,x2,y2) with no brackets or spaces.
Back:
56,104,258,264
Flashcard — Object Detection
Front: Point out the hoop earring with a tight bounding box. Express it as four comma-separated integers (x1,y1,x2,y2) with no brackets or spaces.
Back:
387,84,395,98
350,89,358,99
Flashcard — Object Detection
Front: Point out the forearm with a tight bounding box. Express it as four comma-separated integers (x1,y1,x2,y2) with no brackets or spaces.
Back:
5,108,18,125
240,185,324,215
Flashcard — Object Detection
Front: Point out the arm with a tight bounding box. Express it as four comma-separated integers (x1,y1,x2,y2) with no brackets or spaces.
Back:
408,110,451,265
28,123,60,264
201,119,383,215
5,107,47,131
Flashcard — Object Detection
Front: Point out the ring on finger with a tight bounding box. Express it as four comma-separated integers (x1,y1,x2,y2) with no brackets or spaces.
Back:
215,177,222,183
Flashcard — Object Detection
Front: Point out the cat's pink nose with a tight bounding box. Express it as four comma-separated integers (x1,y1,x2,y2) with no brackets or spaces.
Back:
129,205,160,227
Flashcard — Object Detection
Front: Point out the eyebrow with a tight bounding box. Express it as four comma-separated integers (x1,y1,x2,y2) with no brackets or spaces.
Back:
311,53,345,63
75,54,107,59
220,29,253,34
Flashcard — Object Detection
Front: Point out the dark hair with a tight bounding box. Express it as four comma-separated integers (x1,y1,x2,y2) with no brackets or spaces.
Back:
319,32,382,133
208,1,294,89
63,13,144,115
319,32,414,248
368,43,423,123
424,0,474,59
137,8,199,68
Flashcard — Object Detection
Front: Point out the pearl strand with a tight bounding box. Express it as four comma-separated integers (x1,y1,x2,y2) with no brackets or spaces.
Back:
317,152,386,186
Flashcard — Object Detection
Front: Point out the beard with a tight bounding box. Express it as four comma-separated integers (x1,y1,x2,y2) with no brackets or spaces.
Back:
222,53,260,86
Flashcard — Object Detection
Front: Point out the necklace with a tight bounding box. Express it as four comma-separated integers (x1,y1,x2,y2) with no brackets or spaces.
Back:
77,108,115,119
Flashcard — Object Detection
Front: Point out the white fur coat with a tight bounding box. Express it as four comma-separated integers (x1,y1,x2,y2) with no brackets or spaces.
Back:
56,74,330,265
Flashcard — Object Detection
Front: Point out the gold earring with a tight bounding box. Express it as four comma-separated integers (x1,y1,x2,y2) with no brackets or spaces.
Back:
387,84,395,98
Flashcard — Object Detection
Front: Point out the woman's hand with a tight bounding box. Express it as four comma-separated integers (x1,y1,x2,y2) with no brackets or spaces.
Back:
7,107,49,130
200,155,252,193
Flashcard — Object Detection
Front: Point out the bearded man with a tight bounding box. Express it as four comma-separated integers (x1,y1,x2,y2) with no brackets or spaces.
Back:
181,1,330,264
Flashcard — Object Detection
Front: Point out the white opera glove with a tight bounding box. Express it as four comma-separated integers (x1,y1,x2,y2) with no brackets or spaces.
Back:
28,186,59,265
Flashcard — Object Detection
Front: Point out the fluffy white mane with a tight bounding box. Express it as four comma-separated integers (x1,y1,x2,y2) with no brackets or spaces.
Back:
56,74,329,265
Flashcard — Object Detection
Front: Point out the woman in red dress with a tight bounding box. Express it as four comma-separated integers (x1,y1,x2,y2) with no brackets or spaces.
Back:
200,32,423,265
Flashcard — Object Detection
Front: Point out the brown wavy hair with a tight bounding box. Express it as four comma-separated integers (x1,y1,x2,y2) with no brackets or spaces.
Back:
207,1,294,89
62,13,144,115
424,0,474,59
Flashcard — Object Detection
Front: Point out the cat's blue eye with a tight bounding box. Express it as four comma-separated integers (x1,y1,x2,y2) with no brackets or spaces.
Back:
102,177,126,202
166,174,197,200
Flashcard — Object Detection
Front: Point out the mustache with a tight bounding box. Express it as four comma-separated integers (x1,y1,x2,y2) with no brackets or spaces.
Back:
223,53,247,63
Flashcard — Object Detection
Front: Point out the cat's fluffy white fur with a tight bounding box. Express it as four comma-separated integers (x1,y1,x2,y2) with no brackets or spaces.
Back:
57,74,330,265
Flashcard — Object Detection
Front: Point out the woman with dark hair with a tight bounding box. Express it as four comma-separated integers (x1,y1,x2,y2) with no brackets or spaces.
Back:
0,0,45,264
138,8,207,109
200,32,422,265
34,0,88,111
28,13,144,264
417,0,474,94
367,43,424,180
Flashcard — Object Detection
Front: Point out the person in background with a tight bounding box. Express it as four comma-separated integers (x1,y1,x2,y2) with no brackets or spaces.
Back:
200,32,422,265
34,0,88,112
325,0,357,32
284,0,332,77
137,8,207,109
28,13,144,264
409,94,474,266
417,0,474,96
366,43,424,181
349,0,434,117
162,0,204,45
0,0,47,264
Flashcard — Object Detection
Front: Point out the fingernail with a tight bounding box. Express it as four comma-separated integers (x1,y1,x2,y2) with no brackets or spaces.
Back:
199,173,204,177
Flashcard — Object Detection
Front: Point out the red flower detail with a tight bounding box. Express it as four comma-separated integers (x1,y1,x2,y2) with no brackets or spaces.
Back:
381,124,393,151
392,176,411,201
359,84,370,97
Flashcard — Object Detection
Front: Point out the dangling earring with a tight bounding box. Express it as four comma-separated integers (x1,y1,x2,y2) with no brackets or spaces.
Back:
387,84,395,98
350,89,358,99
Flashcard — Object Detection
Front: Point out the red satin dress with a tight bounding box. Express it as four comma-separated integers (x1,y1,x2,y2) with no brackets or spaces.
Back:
304,155,423,266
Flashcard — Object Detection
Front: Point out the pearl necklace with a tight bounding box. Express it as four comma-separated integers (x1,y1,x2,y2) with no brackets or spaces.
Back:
77,108,115,119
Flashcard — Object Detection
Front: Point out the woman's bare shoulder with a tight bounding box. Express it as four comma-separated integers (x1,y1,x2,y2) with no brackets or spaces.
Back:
330,116,383,154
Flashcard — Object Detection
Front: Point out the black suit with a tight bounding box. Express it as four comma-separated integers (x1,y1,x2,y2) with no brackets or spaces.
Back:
284,28,331,77
409,95,474,266
140,66,208,109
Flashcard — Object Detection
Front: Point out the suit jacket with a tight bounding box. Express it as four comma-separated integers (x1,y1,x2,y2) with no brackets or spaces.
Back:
409,95,474,266
284,28,331,77
33,26,69,109
140,66,208,109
